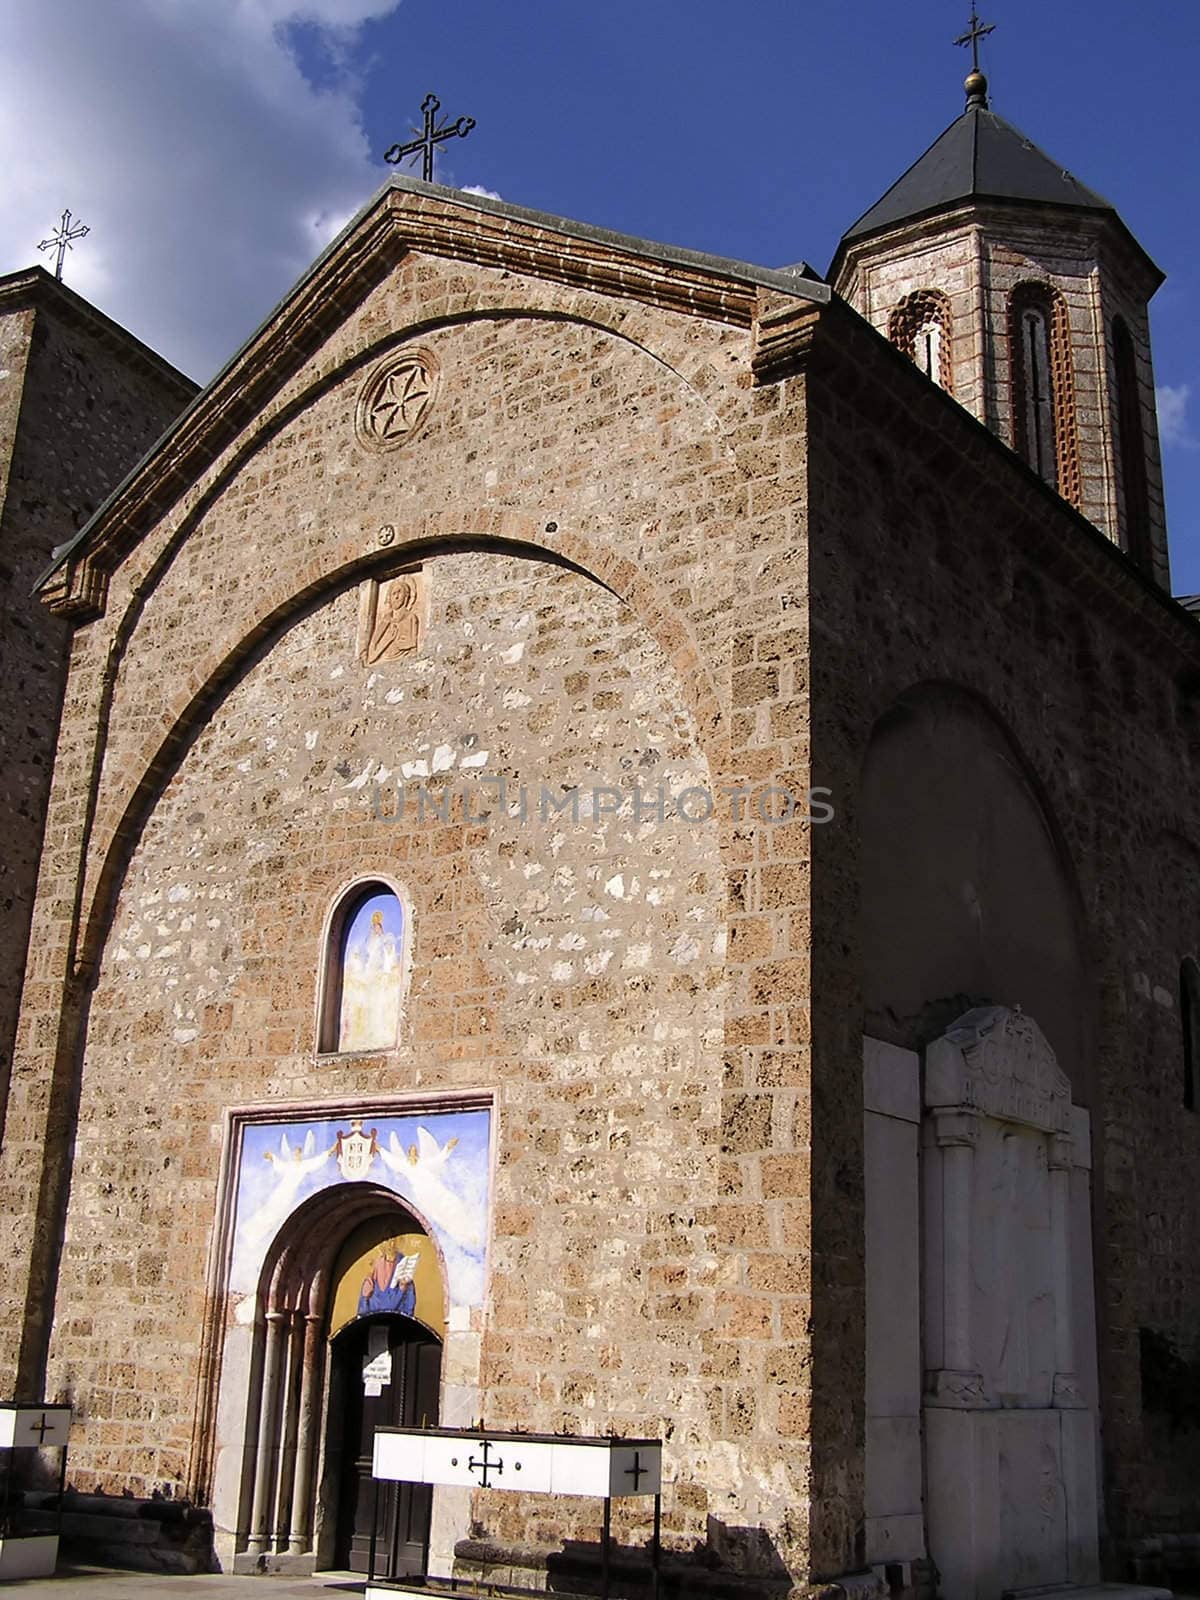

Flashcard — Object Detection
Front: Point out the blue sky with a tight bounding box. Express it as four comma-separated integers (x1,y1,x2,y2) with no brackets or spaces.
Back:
2,1,1198,588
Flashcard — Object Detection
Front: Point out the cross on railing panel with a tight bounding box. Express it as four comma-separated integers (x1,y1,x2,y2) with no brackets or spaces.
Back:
0,1405,72,1450
369,1427,662,1600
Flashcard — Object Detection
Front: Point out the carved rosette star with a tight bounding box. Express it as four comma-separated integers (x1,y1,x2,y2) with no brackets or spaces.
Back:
369,362,433,441
355,351,440,453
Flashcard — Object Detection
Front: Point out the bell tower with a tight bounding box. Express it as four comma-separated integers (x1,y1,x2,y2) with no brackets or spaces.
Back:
829,23,1169,586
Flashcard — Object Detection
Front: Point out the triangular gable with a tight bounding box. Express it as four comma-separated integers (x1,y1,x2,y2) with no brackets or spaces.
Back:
39,176,828,620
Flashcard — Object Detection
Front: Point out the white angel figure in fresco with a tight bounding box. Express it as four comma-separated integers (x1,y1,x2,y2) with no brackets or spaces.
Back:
379,1126,483,1248
242,1129,332,1250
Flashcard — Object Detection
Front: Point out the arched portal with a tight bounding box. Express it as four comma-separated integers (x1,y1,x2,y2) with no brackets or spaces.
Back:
236,1183,446,1571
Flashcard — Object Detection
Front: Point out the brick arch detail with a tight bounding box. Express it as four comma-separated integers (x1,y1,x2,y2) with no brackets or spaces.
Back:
887,288,955,396
75,514,726,979
864,675,1081,864
209,299,745,515
1008,280,1082,510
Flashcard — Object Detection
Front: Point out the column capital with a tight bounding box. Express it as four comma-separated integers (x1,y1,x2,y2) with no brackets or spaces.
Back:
925,1367,990,1408
1052,1372,1086,1408
931,1106,980,1147
1048,1131,1074,1172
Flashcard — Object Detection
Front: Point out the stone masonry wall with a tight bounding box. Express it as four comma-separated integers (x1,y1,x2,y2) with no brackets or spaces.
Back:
49,549,727,1553
803,300,1200,1563
0,278,194,1128
0,191,828,1583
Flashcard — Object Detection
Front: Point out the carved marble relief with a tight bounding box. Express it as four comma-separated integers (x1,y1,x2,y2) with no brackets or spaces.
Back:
358,570,425,665
920,1005,1100,1599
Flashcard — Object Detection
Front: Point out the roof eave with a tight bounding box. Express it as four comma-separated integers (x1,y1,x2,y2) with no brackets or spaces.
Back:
829,191,1164,291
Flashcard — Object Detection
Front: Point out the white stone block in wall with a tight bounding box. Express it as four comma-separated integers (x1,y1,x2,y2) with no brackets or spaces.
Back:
863,1037,925,1566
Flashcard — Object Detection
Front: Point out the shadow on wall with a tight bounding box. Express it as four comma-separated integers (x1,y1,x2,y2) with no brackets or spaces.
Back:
457,1519,794,1597
860,681,1092,1102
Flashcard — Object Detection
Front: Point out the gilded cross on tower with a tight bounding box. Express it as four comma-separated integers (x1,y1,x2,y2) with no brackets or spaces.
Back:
385,92,476,183
38,209,89,282
954,7,995,75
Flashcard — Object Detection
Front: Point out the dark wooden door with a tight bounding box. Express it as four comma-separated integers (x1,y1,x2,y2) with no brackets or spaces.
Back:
333,1316,441,1576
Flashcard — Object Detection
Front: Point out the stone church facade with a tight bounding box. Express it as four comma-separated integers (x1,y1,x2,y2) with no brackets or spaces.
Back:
1,69,1199,1597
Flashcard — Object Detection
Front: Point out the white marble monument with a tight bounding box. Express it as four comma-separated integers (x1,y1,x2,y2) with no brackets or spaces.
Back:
864,1008,1102,1600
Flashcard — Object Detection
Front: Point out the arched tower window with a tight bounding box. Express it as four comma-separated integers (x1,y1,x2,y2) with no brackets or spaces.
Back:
1009,282,1081,509
1181,959,1200,1111
889,289,955,395
320,881,408,1053
1112,315,1153,573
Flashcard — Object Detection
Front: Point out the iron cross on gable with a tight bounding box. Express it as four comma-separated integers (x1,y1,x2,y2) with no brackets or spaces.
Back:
38,209,89,282
385,93,476,183
467,1437,504,1487
954,7,995,73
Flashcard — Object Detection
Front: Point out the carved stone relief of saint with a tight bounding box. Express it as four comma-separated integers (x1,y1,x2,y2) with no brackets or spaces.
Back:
359,571,424,665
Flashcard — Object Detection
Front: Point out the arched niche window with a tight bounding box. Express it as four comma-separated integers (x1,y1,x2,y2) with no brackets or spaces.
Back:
1009,282,1081,509
1181,958,1200,1111
1112,315,1153,573
889,289,954,395
319,881,408,1053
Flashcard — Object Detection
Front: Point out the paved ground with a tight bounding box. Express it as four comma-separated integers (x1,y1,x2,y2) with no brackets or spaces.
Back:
4,1566,1198,1600
0,1568,370,1599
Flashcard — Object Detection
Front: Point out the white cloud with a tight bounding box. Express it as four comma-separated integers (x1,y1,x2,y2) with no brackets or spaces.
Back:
462,184,503,202
1157,382,1197,450
0,0,404,381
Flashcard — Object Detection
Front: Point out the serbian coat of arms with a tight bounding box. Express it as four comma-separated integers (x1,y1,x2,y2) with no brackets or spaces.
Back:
335,1119,379,1180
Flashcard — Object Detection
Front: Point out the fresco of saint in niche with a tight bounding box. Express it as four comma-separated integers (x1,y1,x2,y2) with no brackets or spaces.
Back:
338,890,403,1052
359,1240,421,1318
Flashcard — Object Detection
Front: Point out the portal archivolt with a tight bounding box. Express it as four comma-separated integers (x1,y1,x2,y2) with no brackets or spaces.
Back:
236,1183,443,1568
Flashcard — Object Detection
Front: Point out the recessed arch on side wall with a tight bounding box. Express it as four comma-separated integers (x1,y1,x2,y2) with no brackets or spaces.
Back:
859,678,1094,1101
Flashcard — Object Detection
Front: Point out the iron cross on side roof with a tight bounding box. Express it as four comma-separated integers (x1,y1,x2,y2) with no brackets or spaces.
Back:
385,93,476,184
38,209,89,282
954,7,995,74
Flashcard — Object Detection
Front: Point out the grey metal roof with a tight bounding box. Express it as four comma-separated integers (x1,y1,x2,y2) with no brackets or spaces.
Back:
842,102,1114,243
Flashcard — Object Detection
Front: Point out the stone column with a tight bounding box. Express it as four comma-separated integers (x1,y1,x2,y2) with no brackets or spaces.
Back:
246,1308,286,1555
1049,1129,1082,1407
288,1312,325,1553
275,1310,304,1550
928,1107,986,1405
